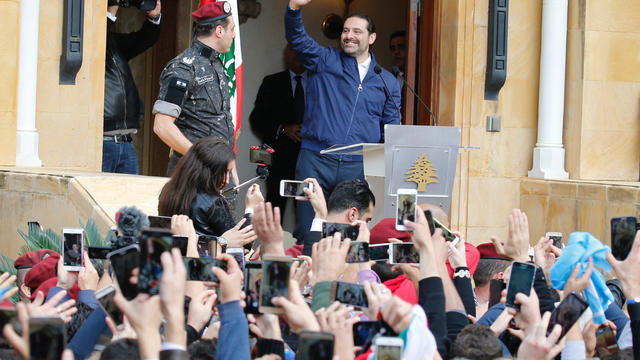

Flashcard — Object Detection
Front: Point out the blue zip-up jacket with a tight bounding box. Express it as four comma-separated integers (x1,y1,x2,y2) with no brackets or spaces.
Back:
285,6,401,160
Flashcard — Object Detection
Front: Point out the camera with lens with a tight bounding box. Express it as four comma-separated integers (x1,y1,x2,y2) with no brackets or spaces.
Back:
108,0,156,11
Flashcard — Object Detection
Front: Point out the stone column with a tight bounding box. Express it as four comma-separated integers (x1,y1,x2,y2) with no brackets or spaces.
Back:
16,0,42,167
528,0,568,179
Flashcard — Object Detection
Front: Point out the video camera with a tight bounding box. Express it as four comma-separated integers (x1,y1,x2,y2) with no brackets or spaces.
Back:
108,0,156,11
249,144,274,166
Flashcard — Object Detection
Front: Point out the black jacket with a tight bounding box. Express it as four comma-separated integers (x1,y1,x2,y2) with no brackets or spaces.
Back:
104,17,160,132
190,193,235,236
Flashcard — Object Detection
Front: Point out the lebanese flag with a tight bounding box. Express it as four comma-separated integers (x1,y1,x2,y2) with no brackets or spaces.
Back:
200,0,243,152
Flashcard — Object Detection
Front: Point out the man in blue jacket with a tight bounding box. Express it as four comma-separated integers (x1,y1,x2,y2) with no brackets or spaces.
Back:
285,0,401,241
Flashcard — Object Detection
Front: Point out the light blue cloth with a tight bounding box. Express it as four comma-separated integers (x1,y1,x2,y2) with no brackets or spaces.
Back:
549,232,614,324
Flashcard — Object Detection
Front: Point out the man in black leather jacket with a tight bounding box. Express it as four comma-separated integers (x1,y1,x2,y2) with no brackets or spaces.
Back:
103,0,161,174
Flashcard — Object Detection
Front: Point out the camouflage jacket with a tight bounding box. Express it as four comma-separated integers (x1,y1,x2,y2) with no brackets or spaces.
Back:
152,40,234,149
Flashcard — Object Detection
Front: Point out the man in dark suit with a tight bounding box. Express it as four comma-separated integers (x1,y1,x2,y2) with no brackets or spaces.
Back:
249,45,306,221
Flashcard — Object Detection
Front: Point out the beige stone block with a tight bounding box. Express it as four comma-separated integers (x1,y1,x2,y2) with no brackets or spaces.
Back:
469,79,487,128
563,79,583,179
467,177,519,227
36,60,62,113
521,179,549,196
466,226,507,247
38,0,63,60
499,79,539,130
550,182,577,197
472,27,488,80
584,31,640,82
468,127,491,177
565,29,585,82
548,197,578,238
608,186,638,203
0,111,16,166
587,0,640,33
579,130,640,181
493,128,536,177
520,194,548,242
474,0,488,27
577,199,606,240
577,184,606,200
581,81,640,132
0,2,19,112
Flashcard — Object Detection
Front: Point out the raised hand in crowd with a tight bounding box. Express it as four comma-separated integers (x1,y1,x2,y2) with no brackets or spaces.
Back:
113,292,163,358
272,279,320,333
298,178,327,220
211,253,244,304
403,208,441,279
248,313,283,341
380,296,415,334
159,248,187,347
288,0,313,11
491,208,531,262
171,214,199,257
515,311,565,360
222,217,257,249
245,183,265,210
607,230,640,299
252,202,285,255
0,272,18,302
363,280,392,320
78,252,99,291
28,289,77,321
105,316,137,341
316,302,360,360
561,257,593,299
290,259,310,288
187,289,217,333
533,235,561,285
311,233,350,283
448,231,467,269
56,256,79,291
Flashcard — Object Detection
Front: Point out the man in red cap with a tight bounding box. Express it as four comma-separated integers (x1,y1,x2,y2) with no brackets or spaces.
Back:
152,1,238,181
13,249,58,302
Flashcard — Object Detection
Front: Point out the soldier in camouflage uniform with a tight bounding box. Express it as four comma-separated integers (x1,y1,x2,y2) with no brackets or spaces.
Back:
152,1,237,178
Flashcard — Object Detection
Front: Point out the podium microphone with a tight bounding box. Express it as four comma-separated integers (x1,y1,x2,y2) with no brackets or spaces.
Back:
373,65,401,120
392,66,438,126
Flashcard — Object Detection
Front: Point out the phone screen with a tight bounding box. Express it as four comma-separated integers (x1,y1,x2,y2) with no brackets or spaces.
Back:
321,222,359,240
244,262,262,314
369,244,389,262
29,317,66,360
396,193,416,227
198,235,217,258
298,331,334,360
376,343,403,360
138,231,172,295
596,326,620,358
506,262,536,309
424,210,436,235
346,241,369,263
88,246,111,260
184,257,226,282
611,217,637,261
353,321,381,347
546,233,563,249
148,216,172,229
227,248,245,272
547,292,589,339
96,286,124,327
172,236,188,256
62,231,83,268
488,279,506,309
333,281,368,308
249,148,272,165
108,244,140,300
391,243,420,264
282,181,310,197
261,259,290,308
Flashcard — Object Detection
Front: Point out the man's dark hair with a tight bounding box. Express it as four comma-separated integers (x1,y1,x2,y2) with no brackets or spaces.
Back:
193,17,231,38
189,339,218,360
390,30,406,42
345,13,376,34
473,259,510,288
450,324,502,360
100,338,140,360
372,263,402,282
327,180,375,215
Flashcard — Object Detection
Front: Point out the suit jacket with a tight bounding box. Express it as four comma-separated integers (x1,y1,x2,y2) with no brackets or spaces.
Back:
250,70,296,146
302,231,321,256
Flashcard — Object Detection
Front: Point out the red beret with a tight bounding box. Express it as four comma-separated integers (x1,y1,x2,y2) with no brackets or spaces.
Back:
192,2,232,23
14,249,59,270
24,255,59,291
369,218,412,245
477,242,508,260
30,277,79,302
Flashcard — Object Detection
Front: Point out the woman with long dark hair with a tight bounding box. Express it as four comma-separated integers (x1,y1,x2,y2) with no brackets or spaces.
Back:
158,137,262,247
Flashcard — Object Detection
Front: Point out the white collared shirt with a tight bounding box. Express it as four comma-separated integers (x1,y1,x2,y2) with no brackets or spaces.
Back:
358,54,372,83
